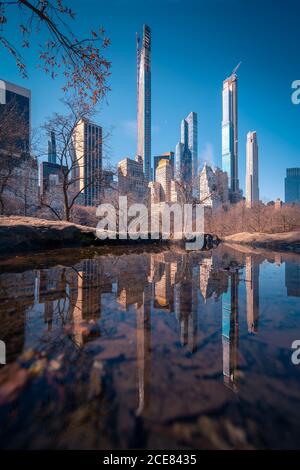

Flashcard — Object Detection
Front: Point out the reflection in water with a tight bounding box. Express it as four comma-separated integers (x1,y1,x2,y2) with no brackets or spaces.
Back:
0,246,300,449
245,256,259,333
222,272,239,391
285,262,300,297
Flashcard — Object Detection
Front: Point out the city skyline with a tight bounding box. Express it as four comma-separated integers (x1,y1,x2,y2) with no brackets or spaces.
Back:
1,0,300,202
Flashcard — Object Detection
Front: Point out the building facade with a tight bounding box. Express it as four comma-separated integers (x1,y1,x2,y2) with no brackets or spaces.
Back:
245,131,259,207
47,131,57,165
175,112,197,193
199,163,228,208
199,163,220,208
155,159,172,202
175,142,192,190
285,168,300,204
137,25,151,180
0,79,31,154
72,119,102,206
118,157,147,201
185,112,198,181
0,80,38,214
222,73,239,201
153,152,174,180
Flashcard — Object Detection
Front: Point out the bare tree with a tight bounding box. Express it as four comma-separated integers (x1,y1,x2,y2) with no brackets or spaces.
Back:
0,0,110,104
39,99,114,221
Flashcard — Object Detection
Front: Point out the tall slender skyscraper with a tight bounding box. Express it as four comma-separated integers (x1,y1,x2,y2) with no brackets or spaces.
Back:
222,72,239,201
47,131,57,164
136,25,151,180
246,131,259,206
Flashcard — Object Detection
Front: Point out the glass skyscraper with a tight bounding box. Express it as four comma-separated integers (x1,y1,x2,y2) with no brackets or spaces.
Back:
175,112,197,194
185,112,198,182
136,25,151,180
285,168,300,204
48,131,57,164
222,74,239,200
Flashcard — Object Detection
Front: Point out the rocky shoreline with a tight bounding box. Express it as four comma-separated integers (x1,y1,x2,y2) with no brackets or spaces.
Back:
1,216,299,257
0,216,218,257
224,231,300,253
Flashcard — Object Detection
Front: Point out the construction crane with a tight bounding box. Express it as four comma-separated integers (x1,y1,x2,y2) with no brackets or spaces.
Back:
231,61,242,76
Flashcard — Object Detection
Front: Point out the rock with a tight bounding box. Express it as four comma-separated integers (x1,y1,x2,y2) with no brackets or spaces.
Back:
0,216,96,255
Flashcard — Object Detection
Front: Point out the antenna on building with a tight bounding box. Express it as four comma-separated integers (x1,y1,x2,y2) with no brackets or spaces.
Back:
231,61,242,76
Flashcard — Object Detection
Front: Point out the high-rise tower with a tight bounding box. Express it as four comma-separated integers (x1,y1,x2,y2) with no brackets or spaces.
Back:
222,68,240,201
0,79,31,154
47,131,57,164
136,25,151,180
246,131,259,206
285,168,300,204
185,112,198,181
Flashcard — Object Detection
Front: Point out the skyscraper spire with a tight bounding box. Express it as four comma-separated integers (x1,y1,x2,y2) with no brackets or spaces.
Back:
136,24,151,180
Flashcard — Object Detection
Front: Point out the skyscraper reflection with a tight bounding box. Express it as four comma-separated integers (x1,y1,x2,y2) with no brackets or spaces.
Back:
285,262,300,297
245,255,260,333
136,283,152,415
222,272,239,391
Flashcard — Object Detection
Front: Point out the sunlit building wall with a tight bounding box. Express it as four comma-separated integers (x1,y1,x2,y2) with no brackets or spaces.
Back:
246,131,259,206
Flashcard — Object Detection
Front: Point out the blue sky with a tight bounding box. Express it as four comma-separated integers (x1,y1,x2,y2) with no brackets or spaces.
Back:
1,0,299,201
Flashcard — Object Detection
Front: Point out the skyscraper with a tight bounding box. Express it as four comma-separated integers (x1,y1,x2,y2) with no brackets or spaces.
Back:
285,168,300,204
176,112,197,191
153,152,174,180
0,79,31,154
185,112,198,181
136,25,151,180
118,156,146,202
222,72,239,201
246,131,259,206
72,119,102,206
155,158,172,202
175,142,192,188
47,131,57,164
